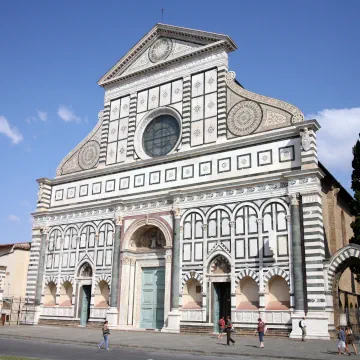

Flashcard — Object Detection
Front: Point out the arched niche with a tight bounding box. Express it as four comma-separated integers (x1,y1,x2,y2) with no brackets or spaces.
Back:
236,276,259,310
182,278,202,309
94,280,110,307
59,281,73,306
78,262,93,278
265,275,290,310
44,281,56,306
209,255,231,274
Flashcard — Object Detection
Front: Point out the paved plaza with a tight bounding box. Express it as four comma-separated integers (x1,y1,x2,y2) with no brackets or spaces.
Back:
0,326,354,359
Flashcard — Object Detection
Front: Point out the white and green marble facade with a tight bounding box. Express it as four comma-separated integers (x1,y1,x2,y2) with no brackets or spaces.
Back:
25,24,331,338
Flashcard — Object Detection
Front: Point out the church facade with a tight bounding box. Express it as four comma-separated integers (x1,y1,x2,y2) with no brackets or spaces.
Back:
25,24,356,338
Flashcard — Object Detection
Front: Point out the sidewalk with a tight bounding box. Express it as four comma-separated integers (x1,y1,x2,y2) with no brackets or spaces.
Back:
0,325,351,359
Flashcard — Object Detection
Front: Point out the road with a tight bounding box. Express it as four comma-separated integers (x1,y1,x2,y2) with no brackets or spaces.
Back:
0,337,292,360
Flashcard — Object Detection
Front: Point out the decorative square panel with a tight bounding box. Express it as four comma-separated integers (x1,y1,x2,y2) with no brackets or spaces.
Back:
160,83,171,106
79,185,88,197
110,99,120,121
191,97,204,121
237,153,252,170
67,187,76,199
257,150,273,166
165,168,177,182
120,96,130,118
134,174,145,188
279,145,295,162
218,157,231,173
117,139,127,163
171,79,183,103
92,182,102,195
118,118,129,140
191,73,204,97
119,176,130,190
137,90,148,113
199,161,212,176
149,171,160,185
55,189,63,201
191,120,204,147
106,142,117,165
204,92,217,118
205,69,217,94
181,165,194,180
108,120,119,142
105,179,115,192
148,87,159,110
204,117,217,143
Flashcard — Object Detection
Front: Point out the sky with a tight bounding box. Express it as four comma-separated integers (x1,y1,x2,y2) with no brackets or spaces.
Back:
0,0,359,245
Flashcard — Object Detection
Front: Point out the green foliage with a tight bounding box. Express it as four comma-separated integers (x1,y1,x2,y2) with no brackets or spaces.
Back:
350,134,360,245
350,134,360,279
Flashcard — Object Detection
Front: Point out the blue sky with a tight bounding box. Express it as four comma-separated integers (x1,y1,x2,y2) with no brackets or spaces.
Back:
0,0,359,244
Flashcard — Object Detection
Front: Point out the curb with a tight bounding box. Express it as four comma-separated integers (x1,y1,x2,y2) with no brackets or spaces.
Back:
0,334,333,360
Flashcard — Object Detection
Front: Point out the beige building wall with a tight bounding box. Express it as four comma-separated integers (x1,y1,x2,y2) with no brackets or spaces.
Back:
0,244,30,299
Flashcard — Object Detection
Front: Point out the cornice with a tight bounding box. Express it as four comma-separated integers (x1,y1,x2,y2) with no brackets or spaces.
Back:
50,123,307,185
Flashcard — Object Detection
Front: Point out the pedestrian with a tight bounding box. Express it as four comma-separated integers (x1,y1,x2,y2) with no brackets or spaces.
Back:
225,315,235,346
254,317,266,348
337,326,350,356
218,316,225,339
98,320,110,350
299,317,306,342
345,325,358,355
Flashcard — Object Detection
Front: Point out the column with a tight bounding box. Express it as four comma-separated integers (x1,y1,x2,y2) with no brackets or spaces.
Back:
289,193,306,338
229,221,236,319
107,216,122,327
257,218,265,319
164,208,182,333
34,226,49,324
118,256,131,328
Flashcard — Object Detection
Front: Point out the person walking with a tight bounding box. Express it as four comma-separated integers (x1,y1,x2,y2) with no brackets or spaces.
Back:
218,316,225,339
225,316,235,346
98,320,110,350
299,317,306,342
255,317,266,348
345,325,358,355
337,326,350,356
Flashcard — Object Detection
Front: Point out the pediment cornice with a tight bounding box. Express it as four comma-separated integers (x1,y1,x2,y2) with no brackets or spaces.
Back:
98,23,237,87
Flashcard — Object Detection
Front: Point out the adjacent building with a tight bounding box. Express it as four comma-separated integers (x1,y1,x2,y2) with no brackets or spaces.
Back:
25,24,359,338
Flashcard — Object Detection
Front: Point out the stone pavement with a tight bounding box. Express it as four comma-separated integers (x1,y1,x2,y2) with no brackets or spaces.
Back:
0,325,354,359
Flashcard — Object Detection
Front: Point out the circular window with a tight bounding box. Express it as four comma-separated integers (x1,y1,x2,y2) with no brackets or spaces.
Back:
142,115,180,158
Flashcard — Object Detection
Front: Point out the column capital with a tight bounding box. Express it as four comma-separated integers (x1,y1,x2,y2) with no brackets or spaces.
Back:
41,226,50,235
256,218,263,224
229,221,235,227
289,193,300,206
285,215,291,223
202,223,208,229
115,216,123,226
174,208,181,219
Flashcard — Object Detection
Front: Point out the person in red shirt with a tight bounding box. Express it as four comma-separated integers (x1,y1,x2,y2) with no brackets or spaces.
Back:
254,317,266,348
218,316,225,339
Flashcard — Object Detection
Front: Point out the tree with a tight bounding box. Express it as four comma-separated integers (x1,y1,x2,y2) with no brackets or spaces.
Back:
350,134,360,280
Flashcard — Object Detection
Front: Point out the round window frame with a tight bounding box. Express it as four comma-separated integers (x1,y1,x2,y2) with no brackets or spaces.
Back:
134,107,182,160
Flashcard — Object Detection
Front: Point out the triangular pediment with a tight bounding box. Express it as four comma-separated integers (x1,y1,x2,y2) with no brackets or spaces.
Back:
98,23,237,87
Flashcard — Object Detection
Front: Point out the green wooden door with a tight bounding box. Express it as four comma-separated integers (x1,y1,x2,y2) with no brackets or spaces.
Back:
140,267,165,329
213,284,220,333
80,285,91,326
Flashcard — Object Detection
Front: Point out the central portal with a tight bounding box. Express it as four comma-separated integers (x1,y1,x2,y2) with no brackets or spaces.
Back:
140,267,165,329
213,282,231,333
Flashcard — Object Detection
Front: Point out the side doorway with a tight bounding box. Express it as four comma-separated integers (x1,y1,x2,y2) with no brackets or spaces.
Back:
213,282,231,333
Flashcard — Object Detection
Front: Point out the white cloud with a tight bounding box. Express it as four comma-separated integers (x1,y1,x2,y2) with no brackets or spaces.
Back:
8,215,20,222
37,110,47,121
0,116,23,144
57,105,82,123
306,107,360,178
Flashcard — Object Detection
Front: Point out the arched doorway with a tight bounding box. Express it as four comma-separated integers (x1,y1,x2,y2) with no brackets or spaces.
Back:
120,219,172,330
77,262,93,326
208,254,231,333
328,245,360,334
